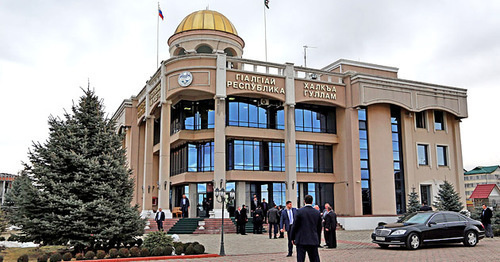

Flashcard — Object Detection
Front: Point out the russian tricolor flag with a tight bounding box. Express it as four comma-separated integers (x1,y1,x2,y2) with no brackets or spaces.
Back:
159,8,164,20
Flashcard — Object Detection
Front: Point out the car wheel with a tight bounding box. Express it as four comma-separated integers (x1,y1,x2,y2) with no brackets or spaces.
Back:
378,244,389,249
406,233,420,250
464,230,478,247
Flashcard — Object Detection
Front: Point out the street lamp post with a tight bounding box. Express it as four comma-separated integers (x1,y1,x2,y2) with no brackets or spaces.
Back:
214,186,235,256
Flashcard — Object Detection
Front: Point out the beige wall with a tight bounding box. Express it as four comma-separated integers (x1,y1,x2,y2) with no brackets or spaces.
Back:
367,104,397,215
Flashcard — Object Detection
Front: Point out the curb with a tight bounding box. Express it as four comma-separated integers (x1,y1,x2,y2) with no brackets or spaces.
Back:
83,254,220,261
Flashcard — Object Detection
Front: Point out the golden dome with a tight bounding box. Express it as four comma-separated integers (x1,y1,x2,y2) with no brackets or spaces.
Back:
174,10,238,35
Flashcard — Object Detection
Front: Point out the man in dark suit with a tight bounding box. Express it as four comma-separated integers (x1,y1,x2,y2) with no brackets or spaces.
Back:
155,207,165,231
181,194,190,218
324,206,337,248
238,204,248,235
481,204,494,238
251,195,260,214
261,198,269,223
291,195,322,262
234,206,241,234
280,200,297,257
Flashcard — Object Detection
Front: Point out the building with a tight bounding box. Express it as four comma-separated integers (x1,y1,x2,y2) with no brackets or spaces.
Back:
112,10,468,228
469,184,500,209
464,165,500,206
0,173,16,205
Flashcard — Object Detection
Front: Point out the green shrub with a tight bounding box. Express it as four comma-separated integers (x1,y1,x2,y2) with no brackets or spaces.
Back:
164,246,173,256
9,234,20,241
17,254,29,262
0,236,5,241
130,246,140,257
193,244,205,254
151,247,163,256
62,252,72,261
96,250,106,259
143,231,173,251
109,248,119,258
175,245,184,255
49,253,62,262
84,251,95,260
118,248,130,258
0,255,3,262
75,253,84,260
140,247,150,257
37,254,49,262
185,245,195,255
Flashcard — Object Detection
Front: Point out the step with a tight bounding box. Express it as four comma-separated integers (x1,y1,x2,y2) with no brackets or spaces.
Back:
168,218,204,234
145,218,180,233
193,219,237,234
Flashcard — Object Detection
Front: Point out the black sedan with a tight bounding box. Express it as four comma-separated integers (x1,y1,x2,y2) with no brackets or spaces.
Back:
371,211,485,250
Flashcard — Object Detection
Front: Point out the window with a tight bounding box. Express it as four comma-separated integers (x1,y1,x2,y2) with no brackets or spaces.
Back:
296,144,333,173
358,108,372,215
171,100,214,134
415,111,426,129
227,140,332,173
434,110,445,131
430,213,446,224
196,45,213,54
417,144,429,166
391,106,405,215
437,145,448,166
295,104,336,133
170,142,214,176
227,97,284,129
420,185,431,206
444,213,462,222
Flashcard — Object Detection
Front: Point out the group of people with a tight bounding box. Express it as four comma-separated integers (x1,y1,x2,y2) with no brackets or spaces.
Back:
235,195,337,262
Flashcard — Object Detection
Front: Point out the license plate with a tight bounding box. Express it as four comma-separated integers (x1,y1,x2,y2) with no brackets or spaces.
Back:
376,236,385,241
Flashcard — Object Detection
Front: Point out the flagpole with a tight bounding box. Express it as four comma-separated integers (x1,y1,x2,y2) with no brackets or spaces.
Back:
263,3,268,62
157,2,160,69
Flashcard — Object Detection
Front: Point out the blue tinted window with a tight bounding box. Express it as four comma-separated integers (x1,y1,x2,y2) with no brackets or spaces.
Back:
276,110,284,129
208,110,215,128
188,144,198,172
239,103,249,126
228,102,238,125
358,109,366,120
295,109,304,131
361,180,369,189
361,169,370,179
248,104,258,127
258,107,267,128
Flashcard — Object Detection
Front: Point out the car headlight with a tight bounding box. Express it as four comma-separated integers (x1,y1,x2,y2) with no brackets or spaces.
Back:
391,230,407,235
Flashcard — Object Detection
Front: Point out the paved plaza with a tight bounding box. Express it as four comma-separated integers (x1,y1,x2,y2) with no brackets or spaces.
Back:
141,230,499,261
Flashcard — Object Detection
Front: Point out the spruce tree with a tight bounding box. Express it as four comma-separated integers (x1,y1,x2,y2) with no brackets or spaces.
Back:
6,88,145,246
433,180,464,212
406,187,421,214
398,187,420,222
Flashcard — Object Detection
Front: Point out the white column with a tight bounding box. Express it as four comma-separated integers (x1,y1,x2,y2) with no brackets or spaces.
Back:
158,101,172,218
284,63,297,206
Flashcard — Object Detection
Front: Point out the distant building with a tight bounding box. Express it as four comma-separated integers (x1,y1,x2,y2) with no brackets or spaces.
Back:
464,165,500,206
0,173,16,205
469,184,500,209
112,9,468,228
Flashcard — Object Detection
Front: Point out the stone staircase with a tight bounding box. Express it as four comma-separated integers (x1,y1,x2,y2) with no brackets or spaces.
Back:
167,218,204,234
145,218,180,233
193,218,237,234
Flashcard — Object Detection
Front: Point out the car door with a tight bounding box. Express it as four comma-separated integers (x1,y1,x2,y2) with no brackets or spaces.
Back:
423,213,447,242
444,213,467,239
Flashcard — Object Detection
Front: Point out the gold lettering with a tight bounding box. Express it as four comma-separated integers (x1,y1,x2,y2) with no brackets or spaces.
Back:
270,78,275,85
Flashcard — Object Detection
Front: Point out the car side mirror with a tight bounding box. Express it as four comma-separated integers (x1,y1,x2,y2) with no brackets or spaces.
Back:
428,221,436,227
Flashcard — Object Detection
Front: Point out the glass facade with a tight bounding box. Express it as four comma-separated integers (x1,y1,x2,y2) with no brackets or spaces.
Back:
296,144,333,173
303,182,334,209
227,140,332,173
227,97,283,129
295,104,336,133
358,108,371,215
171,100,215,134
170,141,214,176
391,106,406,215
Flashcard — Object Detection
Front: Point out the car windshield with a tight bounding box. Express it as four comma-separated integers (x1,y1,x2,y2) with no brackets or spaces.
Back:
403,212,433,224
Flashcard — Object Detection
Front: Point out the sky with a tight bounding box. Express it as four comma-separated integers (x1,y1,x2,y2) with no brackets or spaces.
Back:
1,0,499,174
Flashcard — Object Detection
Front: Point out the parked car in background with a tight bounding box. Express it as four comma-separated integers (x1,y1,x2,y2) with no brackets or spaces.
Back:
371,211,485,250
